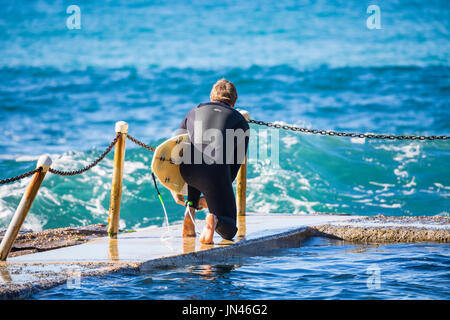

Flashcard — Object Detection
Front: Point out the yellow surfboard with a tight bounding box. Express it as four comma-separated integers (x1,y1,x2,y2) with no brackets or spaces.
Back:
151,134,190,195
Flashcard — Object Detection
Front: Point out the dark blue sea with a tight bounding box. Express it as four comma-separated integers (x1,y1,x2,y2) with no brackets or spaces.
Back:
0,0,449,300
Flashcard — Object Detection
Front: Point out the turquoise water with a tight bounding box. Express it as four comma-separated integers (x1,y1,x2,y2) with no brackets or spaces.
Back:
1,0,449,301
0,0,449,231
31,237,450,300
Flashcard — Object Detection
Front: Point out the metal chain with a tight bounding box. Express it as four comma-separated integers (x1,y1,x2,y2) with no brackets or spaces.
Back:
126,134,156,151
249,119,449,141
1,133,151,183
0,167,42,185
3,117,444,185
48,133,121,176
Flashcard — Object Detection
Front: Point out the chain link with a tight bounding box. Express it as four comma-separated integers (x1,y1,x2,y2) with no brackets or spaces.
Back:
249,119,449,141
126,134,156,152
1,133,152,183
0,167,43,185
48,133,120,176
2,119,446,185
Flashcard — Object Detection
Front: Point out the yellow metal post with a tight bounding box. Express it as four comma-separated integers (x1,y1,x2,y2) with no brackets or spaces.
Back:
237,214,246,240
236,110,249,216
107,121,128,237
0,155,52,261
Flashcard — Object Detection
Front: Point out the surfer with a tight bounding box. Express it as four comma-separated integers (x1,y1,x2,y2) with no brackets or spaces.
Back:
173,79,249,244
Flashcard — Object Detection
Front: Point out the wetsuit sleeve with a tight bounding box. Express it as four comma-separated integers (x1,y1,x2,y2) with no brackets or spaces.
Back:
175,112,189,135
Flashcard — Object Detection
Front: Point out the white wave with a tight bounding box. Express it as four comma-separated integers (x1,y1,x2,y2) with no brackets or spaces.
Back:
365,202,402,209
281,135,298,148
85,191,108,217
38,187,62,206
247,161,321,215
353,186,374,195
394,168,408,178
377,192,395,198
123,161,148,175
434,183,450,190
374,143,423,184
285,195,319,214
434,212,449,217
350,137,365,144
22,214,46,232
15,155,42,162
119,219,126,230
136,173,152,186
249,198,280,214
402,189,416,196
404,177,417,188
375,143,421,162
353,199,372,204
369,181,395,193
267,119,310,128
0,174,37,222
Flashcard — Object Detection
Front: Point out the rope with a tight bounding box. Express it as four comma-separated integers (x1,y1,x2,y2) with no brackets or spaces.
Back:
0,167,42,185
48,133,120,176
0,132,154,184
126,134,156,151
2,118,447,185
249,119,450,141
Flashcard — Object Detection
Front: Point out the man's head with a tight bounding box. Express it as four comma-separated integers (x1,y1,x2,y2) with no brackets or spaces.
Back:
210,78,237,107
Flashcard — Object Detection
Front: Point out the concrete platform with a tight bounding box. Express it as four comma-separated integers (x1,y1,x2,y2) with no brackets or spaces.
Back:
1,213,449,299
7,213,357,264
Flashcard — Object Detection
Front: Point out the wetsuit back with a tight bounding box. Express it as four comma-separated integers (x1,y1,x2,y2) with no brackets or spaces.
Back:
177,101,250,240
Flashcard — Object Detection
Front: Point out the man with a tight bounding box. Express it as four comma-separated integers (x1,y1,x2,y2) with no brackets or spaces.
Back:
172,79,249,244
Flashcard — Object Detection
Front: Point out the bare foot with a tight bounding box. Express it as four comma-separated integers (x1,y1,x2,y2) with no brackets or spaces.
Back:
182,207,196,237
199,214,217,244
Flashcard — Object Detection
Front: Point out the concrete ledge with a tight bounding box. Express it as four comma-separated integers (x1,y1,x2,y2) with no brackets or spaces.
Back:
1,213,449,299
139,226,315,271
0,262,139,300
312,225,450,243
311,215,450,243
0,224,108,258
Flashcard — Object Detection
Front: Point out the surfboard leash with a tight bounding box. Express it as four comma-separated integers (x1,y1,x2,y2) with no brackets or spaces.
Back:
152,172,199,236
151,172,172,235
151,172,164,206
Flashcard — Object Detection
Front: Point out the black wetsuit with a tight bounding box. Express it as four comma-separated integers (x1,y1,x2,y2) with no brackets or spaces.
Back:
177,101,250,240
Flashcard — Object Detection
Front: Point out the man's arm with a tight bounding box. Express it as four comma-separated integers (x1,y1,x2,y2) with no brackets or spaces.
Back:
175,114,188,136
171,190,185,206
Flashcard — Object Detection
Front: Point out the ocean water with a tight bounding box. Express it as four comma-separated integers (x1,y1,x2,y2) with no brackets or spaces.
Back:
31,237,450,300
0,0,449,232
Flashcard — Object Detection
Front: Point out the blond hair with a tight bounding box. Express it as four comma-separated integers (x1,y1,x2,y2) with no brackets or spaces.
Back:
210,78,238,106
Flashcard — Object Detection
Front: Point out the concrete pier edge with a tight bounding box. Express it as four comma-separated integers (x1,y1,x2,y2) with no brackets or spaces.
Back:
0,213,448,299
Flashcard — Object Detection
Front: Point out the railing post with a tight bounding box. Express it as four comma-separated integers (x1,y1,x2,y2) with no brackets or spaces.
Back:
236,110,249,216
0,155,52,261
107,121,128,237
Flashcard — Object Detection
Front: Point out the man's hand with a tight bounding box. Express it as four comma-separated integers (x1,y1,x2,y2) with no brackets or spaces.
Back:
171,190,185,206
197,196,208,210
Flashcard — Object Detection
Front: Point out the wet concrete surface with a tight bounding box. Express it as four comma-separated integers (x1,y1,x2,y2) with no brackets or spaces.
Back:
0,224,108,258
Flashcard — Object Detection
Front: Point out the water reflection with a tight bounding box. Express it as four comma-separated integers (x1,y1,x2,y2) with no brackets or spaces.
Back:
196,264,240,279
182,237,196,254
0,266,12,284
108,238,119,261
